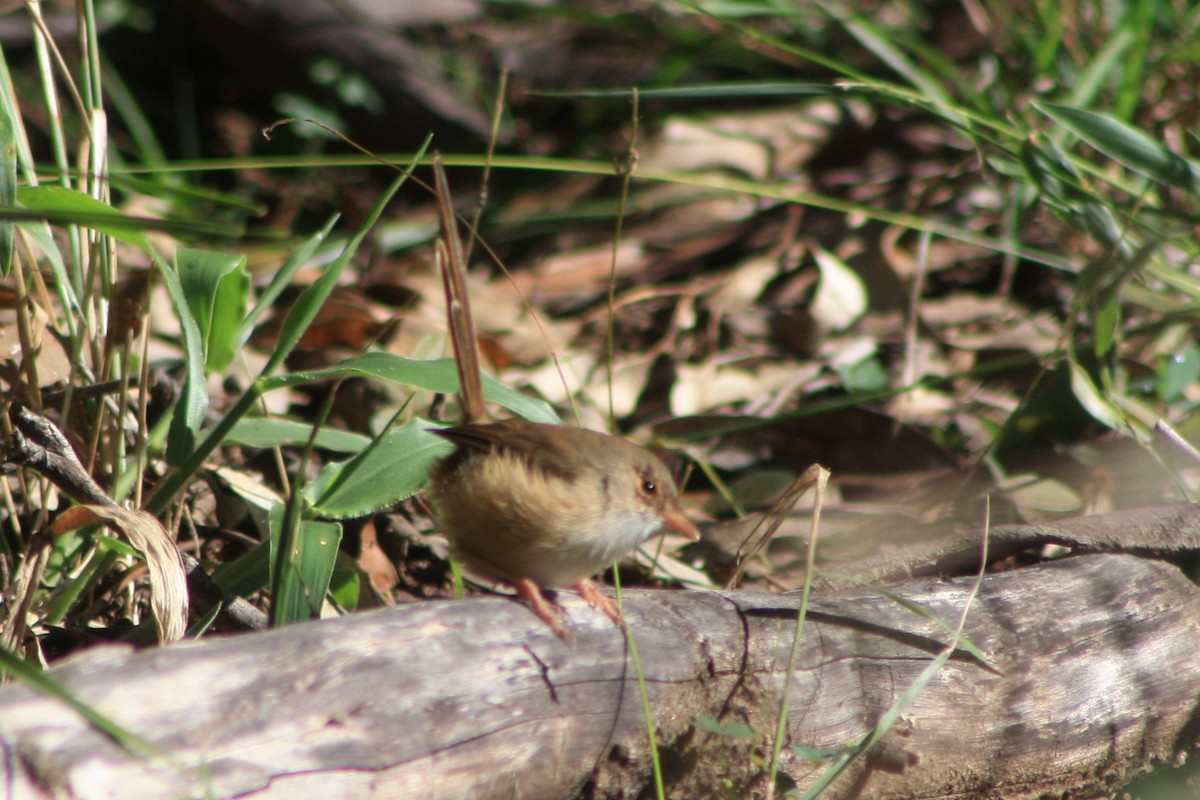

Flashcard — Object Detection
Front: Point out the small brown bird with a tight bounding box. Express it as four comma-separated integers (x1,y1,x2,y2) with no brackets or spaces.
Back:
427,420,699,634
425,155,698,636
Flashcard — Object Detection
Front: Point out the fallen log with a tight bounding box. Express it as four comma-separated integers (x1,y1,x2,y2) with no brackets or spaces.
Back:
2,542,1199,798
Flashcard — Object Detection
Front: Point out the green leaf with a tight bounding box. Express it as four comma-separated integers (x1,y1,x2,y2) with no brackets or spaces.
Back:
263,136,430,377
1159,344,1200,402
693,715,756,739
210,539,270,598
224,418,372,453
1092,290,1120,358
235,214,339,350
308,419,453,519
816,0,956,113
1034,102,1200,194
176,248,249,373
1067,361,1123,430
1005,475,1084,514
17,219,78,317
16,186,150,248
143,144,429,514
0,645,158,758
328,551,361,611
266,352,560,425
0,97,16,276
838,356,888,393
269,504,341,626
156,249,209,466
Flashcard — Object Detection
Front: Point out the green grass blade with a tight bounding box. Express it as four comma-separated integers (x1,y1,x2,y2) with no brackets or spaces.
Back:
816,0,957,113
1035,102,1200,194
262,353,560,425
0,88,15,276
262,136,430,377
210,539,271,597
16,186,150,249
153,245,210,468
235,214,340,349
0,645,158,758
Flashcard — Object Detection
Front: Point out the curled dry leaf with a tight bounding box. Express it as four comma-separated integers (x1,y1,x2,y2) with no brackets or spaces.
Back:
49,505,188,643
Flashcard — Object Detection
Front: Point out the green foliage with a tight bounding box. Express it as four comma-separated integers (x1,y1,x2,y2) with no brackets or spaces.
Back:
224,418,373,453
4,6,1200,788
268,504,341,626
307,420,453,519
694,715,756,739
267,353,559,426
175,248,250,374
0,96,15,276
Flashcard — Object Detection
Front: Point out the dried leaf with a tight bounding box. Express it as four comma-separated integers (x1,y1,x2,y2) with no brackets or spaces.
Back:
811,247,868,331
50,505,188,642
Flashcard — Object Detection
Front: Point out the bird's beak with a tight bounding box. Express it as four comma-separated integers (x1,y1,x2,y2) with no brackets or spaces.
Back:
662,503,701,541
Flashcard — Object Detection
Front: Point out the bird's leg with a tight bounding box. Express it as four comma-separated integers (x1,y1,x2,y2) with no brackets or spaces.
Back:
575,578,625,627
512,577,571,639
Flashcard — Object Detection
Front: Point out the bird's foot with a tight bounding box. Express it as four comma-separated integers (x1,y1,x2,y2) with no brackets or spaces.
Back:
512,577,571,639
575,578,625,628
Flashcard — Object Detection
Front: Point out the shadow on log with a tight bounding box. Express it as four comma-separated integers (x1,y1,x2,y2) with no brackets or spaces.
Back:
3,514,1200,798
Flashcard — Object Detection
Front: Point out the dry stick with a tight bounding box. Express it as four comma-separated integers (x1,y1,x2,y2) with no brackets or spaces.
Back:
462,69,509,268
4,406,267,632
433,156,488,425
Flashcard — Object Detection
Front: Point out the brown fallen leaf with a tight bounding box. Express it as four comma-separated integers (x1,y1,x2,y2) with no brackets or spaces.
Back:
50,505,188,643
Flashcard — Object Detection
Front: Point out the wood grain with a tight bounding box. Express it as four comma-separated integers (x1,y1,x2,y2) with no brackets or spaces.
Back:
2,549,1198,799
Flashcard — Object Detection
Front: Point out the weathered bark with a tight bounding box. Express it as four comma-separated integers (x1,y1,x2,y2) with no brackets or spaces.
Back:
2,514,1200,799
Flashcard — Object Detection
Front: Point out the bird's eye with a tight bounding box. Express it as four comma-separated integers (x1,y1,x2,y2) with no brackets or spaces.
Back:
641,479,657,494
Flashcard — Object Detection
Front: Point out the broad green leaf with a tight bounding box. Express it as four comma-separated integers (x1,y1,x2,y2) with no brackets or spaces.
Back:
1005,476,1084,514
1035,102,1200,194
328,551,361,611
209,465,284,540
693,715,755,739
224,418,372,453
266,352,560,426
143,147,427,513
308,419,453,519
838,356,888,393
176,248,249,373
16,186,150,248
269,503,341,626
